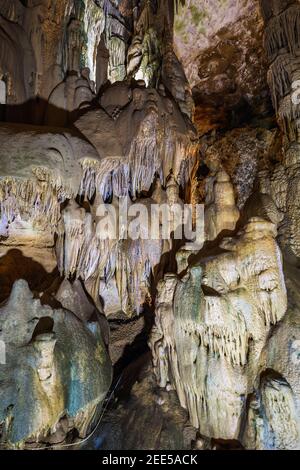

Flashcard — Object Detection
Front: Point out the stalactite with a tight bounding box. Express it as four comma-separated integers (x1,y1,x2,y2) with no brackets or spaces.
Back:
129,132,161,196
180,317,249,367
106,17,128,40
79,158,132,200
277,94,300,141
63,220,85,277
174,0,186,15
256,377,300,450
264,5,300,61
83,0,105,82
0,177,63,230
267,55,293,111
261,0,300,259
107,36,126,82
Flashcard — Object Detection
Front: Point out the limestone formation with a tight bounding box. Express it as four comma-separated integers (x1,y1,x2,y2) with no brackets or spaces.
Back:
0,123,99,251
0,0,300,452
0,280,112,448
151,218,291,442
259,0,300,258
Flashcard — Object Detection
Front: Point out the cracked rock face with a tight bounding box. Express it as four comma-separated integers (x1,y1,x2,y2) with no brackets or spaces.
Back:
174,0,271,134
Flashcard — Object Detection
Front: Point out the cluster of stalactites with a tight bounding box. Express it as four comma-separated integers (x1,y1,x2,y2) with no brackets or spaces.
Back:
267,51,300,140
150,217,288,438
83,0,106,82
58,169,176,315
261,379,299,449
261,1,300,141
263,3,300,62
79,158,131,201
102,0,133,83
78,127,196,202
267,54,299,111
0,175,67,233
180,317,249,367
57,154,189,316
64,0,130,83
259,0,300,258
56,197,163,317
57,207,115,283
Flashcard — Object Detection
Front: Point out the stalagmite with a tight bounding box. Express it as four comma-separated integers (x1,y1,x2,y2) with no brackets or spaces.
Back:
151,218,288,439
0,280,112,448
205,169,240,240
